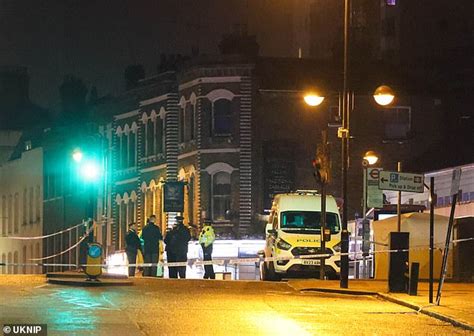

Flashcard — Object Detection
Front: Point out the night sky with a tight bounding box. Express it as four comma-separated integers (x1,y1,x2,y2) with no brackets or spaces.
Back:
0,0,251,109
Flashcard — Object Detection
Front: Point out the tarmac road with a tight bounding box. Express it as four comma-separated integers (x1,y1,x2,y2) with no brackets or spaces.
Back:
0,276,471,336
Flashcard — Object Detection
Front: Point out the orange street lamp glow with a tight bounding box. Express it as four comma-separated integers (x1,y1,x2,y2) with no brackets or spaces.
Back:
363,151,379,165
304,93,325,107
373,85,395,106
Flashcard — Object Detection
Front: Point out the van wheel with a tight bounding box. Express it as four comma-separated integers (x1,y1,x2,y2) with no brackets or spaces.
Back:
267,260,282,281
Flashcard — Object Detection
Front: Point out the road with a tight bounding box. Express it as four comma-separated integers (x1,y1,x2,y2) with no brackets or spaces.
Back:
0,276,471,336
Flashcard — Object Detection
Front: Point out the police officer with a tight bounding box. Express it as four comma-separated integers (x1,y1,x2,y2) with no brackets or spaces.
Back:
125,222,142,277
164,216,191,278
199,221,216,279
141,215,163,277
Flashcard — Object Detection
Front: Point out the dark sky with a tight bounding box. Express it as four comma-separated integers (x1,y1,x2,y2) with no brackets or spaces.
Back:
0,0,252,110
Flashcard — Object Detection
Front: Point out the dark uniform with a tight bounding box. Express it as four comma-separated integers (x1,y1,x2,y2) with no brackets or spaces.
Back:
125,227,142,276
164,219,191,278
141,221,163,277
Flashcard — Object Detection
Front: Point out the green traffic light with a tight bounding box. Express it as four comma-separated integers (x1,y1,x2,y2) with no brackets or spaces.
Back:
80,160,101,181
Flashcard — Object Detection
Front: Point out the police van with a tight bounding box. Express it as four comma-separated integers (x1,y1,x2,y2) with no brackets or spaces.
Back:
260,190,341,280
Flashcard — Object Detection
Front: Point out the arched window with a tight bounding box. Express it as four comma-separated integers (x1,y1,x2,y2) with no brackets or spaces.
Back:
35,243,40,274
29,188,34,224
146,118,155,156
212,172,231,221
13,251,18,274
185,104,195,141
213,99,232,136
29,244,33,274
129,124,137,167
7,252,12,274
23,189,27,225
1,196,6,235
22,245,27,274
14,193,19,233
156,117,164,154
35,186,41,221
8,195,12,233
179,106,185,143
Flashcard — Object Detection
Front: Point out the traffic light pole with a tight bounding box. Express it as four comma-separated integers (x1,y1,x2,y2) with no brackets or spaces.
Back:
340,0,351,289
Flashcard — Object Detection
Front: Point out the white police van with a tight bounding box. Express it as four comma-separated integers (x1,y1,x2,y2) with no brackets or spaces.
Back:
260,190,341,280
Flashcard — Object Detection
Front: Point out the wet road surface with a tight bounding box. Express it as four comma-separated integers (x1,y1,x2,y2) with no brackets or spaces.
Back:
0,276,471,335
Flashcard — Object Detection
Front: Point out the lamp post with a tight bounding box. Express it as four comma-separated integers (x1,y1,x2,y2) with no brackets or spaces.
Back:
361,151,379,278
304,86,394,286
304,0,397,287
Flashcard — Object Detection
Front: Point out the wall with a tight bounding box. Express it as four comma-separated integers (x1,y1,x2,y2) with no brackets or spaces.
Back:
0,147,43,274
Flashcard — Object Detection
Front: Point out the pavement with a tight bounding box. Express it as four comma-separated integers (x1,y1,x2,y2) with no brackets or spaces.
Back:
45,272,133,287
1,275,472,335
288,279,474,331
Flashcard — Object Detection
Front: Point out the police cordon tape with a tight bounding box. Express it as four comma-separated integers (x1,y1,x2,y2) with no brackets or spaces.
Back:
0,237,472,269
5,221,87,240
28,225,95,261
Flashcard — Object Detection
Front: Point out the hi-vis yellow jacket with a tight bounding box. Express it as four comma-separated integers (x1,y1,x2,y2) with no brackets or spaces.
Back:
198,225,216,248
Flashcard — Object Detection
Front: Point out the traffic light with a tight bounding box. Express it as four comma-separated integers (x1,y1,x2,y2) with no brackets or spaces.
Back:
312,139,331,184
72,146,102,183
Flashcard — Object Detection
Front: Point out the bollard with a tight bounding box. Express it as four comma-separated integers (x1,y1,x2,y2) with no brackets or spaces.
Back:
388,232,409,292
409,262,420,296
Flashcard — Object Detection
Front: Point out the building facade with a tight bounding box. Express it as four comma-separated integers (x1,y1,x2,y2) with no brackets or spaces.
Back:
0,146,43,274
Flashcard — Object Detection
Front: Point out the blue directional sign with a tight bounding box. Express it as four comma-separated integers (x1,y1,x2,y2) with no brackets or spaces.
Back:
379,171,424,193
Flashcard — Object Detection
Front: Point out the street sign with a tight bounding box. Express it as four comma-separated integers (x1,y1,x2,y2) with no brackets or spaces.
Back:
450,168,462,196
164,181,185,212
379,171,424,193
367,168,383,208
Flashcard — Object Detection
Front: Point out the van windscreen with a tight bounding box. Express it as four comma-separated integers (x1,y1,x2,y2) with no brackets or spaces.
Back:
280,211,340,233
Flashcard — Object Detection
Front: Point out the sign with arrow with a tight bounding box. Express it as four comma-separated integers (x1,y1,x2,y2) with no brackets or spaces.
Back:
379,171,424,193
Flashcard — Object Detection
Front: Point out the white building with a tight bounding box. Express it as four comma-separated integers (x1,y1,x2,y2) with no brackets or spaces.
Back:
385,163,474,217
0,146,43,274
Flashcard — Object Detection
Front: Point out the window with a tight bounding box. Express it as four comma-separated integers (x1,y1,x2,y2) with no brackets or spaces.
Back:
156,118,164,154
7,252,12,274
120,134,127,168
29,188,34,224
383,107,411,140
212,172,231,221
280,211,340,234
1,196,6,235
179,106,185,143
35,186,41,220
1,254,5,274
145,189,154,220
8,195,12,233
13,251,18,274
23,189,27,225
127,201,136,225
14,193,19,233
213,99,232,136
146,119,155,156
22,245,27,274
129,130,137,167
185,104,195,141
187,176,194,224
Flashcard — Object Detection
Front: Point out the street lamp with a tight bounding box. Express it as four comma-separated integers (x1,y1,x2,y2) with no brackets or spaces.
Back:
304,92,325,107
373,85,395,106
304,86,394,288
361,151,379,279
